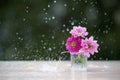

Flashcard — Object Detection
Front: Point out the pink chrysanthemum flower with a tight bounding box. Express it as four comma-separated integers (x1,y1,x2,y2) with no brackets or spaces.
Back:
79,36,99,57
70,26,88,38
66,36,82,54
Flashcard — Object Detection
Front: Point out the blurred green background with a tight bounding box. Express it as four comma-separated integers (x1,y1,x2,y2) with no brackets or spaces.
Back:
0,0,120,60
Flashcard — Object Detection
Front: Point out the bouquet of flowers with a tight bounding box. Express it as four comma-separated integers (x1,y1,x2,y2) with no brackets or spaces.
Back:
65,26,99,71
66,26,99,57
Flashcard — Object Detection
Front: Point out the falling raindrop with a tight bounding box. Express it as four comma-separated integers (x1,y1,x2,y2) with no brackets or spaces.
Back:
85,0,88,3
44,43,47,45
43,8,46,11
84,18,87,21
104,12,107,16
48,47,52,51
52,16,55,19
62,30,65,33
48,4,50,8
99,57,102,60
23,18,26,21
43,46,46,49
36,50,39,53
26,6,29,9
14,47,17,50
54,0,56,3
63,24,66,27
90,2,94,5
53,46,56,49
41,40,43,43
64,4,67,7
105,30,108,34
51,36,55,39
26,10,29,13
71,22,74,25
45,21,48,23
72,8,75,11
98,29,101,32
48,17,51,21
45,12,48,15
101,41,103,44
62,41,65,45
16,32,19,35
21,38,23,41
42,34,45,37
18,37,21,40
66,28,69,32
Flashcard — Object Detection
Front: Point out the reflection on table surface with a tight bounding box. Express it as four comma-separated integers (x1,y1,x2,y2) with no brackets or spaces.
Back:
0,61,120,80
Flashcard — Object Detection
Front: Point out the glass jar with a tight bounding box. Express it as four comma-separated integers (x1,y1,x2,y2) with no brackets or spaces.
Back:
71,53,87,71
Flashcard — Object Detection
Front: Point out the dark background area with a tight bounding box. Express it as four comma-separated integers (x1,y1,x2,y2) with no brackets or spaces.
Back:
0,0,120,60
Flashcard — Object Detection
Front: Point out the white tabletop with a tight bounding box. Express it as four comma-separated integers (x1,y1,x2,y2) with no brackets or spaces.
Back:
0,61,120,80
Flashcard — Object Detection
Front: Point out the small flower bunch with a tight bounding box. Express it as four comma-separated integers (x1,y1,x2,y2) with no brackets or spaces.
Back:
66,26,99,57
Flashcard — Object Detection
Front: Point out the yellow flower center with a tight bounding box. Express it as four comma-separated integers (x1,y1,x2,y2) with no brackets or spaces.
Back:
71,41,76,47
88,44,91,48
78,31,81,35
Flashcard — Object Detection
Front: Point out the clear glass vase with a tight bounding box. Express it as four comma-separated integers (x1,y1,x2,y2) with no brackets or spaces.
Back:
71,53,87,71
